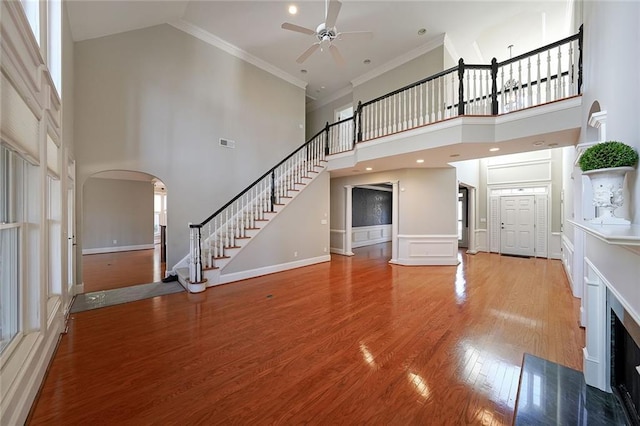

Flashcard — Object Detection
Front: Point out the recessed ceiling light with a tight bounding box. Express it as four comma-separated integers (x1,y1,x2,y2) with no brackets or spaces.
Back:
321,86,325,89
288,5,298,15
533,141,544,146
548,143,559,147
365,167,373,171
416,159,425,163
300,69,307,74
489,147,500,152
363,59,371,65
418,28,427,36
449,154,460,158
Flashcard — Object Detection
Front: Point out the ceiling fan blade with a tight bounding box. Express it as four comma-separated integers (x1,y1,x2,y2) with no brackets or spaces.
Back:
281,22,317,36
296,43,321,64
329,44,346,67
337,31,374,41
325,0,342,28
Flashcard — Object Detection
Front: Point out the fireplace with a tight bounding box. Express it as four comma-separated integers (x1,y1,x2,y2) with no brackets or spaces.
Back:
610,299,640,425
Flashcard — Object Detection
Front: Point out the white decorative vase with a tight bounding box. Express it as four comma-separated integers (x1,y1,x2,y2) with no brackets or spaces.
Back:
583,166,634,225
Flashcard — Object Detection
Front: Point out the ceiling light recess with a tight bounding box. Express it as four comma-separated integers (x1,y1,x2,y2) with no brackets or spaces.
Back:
489,147,500,152
288,5,298,15
416,159,425,163
365,167,373,171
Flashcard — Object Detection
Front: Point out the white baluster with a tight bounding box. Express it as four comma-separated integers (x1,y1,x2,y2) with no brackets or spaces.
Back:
546,49,551,103
527,57,532,108
517,59,523,110
413,85,422,127
537,53,542,105
557,46,563,100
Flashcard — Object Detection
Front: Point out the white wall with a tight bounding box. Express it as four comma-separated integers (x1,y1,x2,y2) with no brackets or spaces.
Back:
581,1,639,224
352,46,445,104
74,24,306,270
222,171,330,275
306,92,353,140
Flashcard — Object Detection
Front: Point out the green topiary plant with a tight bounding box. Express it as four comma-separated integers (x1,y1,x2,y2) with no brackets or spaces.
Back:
579,141,638,172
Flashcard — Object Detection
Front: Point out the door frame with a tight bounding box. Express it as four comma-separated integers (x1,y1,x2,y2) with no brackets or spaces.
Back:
488,183,550,257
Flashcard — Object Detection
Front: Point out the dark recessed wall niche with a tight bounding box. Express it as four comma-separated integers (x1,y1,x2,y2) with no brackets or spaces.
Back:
352,187,392,227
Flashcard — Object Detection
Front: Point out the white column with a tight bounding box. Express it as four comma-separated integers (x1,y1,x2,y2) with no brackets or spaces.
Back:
390,181,399,263
345,185,354,256
466,187,477,254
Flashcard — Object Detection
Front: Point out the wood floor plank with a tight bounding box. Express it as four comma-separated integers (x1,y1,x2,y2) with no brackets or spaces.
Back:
28,244,584,425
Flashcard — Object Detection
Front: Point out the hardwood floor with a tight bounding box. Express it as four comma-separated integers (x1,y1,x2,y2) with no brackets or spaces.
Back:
82,246,166,293
29,244,583,425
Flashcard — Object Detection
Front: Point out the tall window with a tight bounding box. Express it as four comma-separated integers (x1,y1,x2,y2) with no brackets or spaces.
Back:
0,146,27,354
19,0,40,45
47,0,62,94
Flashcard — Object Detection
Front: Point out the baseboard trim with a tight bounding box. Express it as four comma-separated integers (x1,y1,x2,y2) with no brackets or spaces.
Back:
330,247,346,255
218,255,331,285
392,257,460,266
82,244,154,255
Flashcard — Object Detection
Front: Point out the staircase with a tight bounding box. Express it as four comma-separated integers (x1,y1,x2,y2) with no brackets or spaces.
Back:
172,28,584,293
172,132,328,292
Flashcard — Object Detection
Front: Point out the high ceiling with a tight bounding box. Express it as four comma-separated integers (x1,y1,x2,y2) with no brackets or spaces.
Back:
66,1,574,105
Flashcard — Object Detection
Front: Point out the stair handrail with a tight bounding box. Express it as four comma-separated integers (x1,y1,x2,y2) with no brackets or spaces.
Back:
186,25,584,286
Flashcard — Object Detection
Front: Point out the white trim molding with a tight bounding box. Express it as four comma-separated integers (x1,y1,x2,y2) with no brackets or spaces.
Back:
82,244,155,255
392,234,459,266
217,255,331,285
169,19,307,90
561,234,576,297
352,224,392,249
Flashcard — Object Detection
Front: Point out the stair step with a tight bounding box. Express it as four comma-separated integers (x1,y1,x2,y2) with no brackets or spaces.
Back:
203,266,219,271
214,255,230,260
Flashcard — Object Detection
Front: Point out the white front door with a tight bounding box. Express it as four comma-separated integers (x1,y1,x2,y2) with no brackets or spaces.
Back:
500,195,535,256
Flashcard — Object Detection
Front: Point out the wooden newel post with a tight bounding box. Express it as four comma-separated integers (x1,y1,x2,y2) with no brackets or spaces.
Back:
324,121,330,155
457,58,465,116
578,24,583,94
356,101,363,143
490,58,499,115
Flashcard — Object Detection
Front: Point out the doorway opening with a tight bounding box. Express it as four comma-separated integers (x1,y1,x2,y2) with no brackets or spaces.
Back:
458,186,469,248
81,170,167,293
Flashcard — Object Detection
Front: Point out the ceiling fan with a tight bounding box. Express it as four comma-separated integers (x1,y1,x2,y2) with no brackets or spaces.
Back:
281,0,373,67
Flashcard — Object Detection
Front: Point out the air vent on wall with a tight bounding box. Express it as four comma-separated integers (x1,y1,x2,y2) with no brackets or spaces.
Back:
219,138,236,148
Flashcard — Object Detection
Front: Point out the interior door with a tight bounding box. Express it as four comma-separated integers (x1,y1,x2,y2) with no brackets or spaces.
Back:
500,195,535,256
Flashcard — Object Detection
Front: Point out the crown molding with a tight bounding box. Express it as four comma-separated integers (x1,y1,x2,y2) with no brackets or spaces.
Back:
169,20,307,90
351,33,446,88
306,85,353,113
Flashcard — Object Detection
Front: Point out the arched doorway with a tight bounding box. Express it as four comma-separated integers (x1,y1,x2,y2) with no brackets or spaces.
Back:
81,170,167,293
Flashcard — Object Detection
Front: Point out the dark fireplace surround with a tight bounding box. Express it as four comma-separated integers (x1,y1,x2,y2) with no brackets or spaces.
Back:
610,293,640,425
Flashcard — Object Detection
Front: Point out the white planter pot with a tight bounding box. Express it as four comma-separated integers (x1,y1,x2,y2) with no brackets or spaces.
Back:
583,166,634,225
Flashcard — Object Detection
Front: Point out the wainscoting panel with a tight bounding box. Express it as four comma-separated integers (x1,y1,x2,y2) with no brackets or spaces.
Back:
561,235,576,297
352,224,392,248
394,234,459,266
